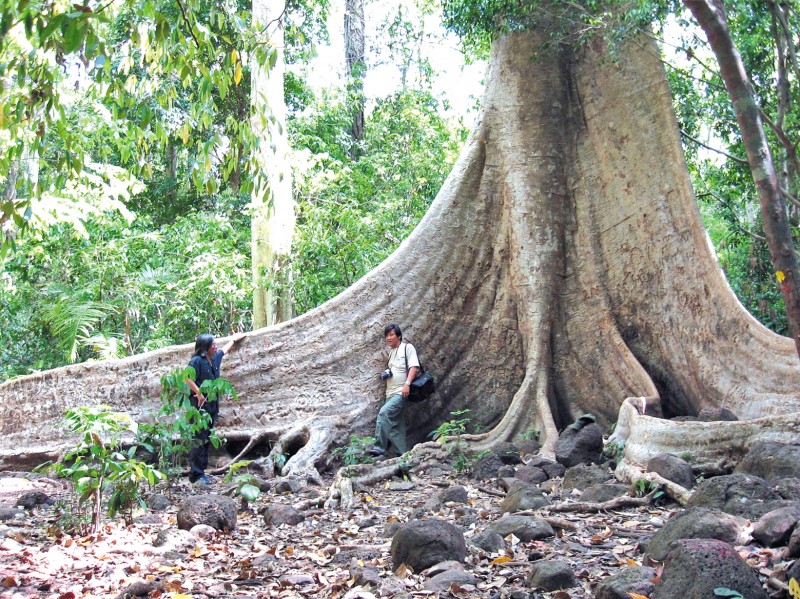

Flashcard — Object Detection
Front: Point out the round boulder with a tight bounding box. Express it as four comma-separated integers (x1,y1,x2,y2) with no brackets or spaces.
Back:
646,453,695,489
391,519,466,571
645,507,746,562
651,539,768,599
176,494,237,532
735,442,800,481
594,566,657,599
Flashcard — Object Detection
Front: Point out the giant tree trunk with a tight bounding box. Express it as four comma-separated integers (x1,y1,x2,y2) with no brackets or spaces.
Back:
2,28,799,477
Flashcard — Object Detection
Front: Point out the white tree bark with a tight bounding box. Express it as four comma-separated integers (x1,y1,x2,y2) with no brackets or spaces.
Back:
251,0,295,328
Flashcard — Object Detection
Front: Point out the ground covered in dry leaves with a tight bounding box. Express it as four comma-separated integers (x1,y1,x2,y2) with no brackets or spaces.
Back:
0,460,776,599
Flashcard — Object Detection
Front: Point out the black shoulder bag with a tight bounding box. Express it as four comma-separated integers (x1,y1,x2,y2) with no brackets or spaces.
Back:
404,343,435,402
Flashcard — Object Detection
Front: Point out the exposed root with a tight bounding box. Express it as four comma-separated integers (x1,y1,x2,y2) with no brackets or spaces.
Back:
613,397,800,474
211,430,272,475
524,489,658,514
326,442,451,509
614,460,692,506
328,460,407,509
253,419,344,485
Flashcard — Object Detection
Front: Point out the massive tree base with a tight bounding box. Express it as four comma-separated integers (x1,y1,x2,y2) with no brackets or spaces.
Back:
1,26,798,478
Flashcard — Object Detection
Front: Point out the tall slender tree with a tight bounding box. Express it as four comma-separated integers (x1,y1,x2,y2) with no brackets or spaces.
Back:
344,0,366,148
251,0,295,328
685,0,800,357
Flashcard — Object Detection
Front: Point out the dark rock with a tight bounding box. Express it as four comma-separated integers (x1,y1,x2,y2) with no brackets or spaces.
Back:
645,507,746,562
752,506,800,547
651,539,768,599
383,519,403,538
273,476,304,494
493,442,523,465
686,473,782,518
253,476,272,492
788,526,800,558
350,559,382,587
526,559,576,591
15,491,53,510
735,441,800,481
515,465,549,485
471,453,505,480
542,462,566,479
391,519,466,571
501,483,550,513
788,557,800,582
423,560,466,576
0,508,24,521
262,503,306,526
355,515,379,529
380,576,408,597
528,456,554,468
438,485,469,505
594,566,657,599
153,528,196,550
423,569,477,592
580,483,629,504
388,482,415,491
176,494,237,531
774,478,800,500
555,422,604,468
697,406,739,422
562,463,612,492
469,530,505,553
147,494,171,512
647,453,695,489
114,580,164,599
517,439,541,455
497,465,517,479
487,515,554,542
453,506,478,526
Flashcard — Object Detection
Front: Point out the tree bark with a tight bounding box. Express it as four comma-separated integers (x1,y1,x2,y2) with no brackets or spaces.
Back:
685,0,800,357
1,25,798,477
251,0,295,328
344,0,365,148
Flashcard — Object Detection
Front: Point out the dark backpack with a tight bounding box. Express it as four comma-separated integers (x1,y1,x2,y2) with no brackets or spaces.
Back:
404,343,435,402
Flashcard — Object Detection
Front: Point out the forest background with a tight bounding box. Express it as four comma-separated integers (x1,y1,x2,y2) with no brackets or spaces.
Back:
0,0,796,382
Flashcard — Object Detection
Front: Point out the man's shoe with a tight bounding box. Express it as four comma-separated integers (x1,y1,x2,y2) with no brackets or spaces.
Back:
368,446,384,456
195,474,213,485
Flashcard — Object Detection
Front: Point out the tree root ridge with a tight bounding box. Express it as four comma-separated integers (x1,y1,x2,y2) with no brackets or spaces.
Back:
327,442,450,509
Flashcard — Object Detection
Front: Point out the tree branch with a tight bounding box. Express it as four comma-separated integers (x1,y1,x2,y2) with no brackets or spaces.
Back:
175,0,201,49
680,129,748,164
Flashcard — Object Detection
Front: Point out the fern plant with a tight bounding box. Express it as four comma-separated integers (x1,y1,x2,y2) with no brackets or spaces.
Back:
42,292,116,363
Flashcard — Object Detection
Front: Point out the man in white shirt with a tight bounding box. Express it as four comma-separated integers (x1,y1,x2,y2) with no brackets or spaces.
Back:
371,323,419,457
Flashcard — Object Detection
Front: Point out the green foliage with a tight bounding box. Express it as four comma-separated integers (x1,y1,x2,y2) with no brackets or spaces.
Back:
663,0,800,335
603,439,625,463
48,406,163,531
152,365,235,470
433,409,476,472
290,88,464,313
224,461,261,505
632,479,664,500
440,0,679,59
521,428,540,441
332,436,378,466
0,204,251,380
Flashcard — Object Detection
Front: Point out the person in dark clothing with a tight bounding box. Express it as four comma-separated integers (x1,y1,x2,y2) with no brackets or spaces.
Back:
185,332,245,484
